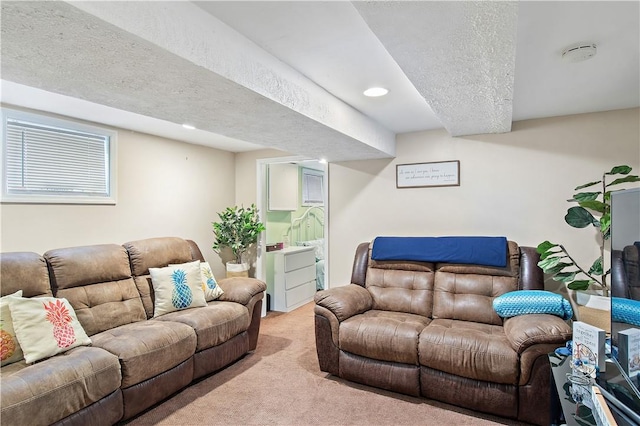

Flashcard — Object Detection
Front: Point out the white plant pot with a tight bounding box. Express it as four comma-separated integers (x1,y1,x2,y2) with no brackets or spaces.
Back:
226,262,249,278
575,291,610,311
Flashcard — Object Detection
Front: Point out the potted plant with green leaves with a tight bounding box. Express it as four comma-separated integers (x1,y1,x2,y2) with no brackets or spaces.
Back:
537,165,639,299
212,204,266,278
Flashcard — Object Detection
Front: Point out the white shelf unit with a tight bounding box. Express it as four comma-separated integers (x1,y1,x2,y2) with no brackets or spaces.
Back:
271,246,316,312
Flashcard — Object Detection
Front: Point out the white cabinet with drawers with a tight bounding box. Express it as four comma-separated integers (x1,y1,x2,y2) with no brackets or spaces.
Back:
271,246,316,312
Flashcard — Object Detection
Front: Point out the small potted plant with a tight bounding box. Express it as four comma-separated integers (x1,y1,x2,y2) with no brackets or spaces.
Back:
212,204,266,278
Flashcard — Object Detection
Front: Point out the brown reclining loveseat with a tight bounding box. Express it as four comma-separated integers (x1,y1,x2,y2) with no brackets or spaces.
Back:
314,239,572,425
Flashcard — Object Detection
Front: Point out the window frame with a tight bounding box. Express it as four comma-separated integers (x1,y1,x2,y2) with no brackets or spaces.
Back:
301,167,324,206
1,108,117,205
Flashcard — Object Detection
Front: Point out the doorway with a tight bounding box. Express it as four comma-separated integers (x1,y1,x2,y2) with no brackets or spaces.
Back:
256,156,328,315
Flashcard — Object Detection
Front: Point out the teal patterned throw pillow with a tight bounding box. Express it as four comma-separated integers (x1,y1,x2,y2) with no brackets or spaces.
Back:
493,290,573,320
170,261,223,302
149,261,207,317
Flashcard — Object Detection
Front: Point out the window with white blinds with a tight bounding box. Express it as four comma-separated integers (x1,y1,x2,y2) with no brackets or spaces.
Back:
1,109,117,204
301,167,324,206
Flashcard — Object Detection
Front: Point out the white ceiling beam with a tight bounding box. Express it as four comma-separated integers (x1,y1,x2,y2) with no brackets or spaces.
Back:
1,1,395,161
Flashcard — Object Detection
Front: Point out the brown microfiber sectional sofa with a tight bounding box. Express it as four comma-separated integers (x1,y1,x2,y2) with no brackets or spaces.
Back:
0,237,266,426
314,240,573,426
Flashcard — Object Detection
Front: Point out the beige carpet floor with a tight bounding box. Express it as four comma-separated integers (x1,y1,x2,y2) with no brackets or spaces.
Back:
126,302,529,426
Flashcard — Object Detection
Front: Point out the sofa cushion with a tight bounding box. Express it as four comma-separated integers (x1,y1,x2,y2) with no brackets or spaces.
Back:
90,320,196,388
418,319,519,385
149,261,207,317
45,244,146,335
9,296,92,364
623,243,640,300
430,242,519,327
56,279,147,337
366,244,435,317
0,346,121,426
45,244,132,290
125,237,193,277
340,310,430,365
432,271,516,325
365,268,435,318
154,301,250,351
124,237,195,318
0,252,52,298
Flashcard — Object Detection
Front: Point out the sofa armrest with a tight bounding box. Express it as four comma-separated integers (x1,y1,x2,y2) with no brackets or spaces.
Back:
217,277,266,305
314,284,372,322
503,314,572,354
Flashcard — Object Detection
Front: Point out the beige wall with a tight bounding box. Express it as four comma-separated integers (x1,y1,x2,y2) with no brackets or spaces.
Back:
234,148,290,207
328,108,640,288
5,108,638,287
1,124,236,279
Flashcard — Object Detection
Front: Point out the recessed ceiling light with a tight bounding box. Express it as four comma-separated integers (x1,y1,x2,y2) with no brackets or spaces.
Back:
182,124,196,130
363,87,389,97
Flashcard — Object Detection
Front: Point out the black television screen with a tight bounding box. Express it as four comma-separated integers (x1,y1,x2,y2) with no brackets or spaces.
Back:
597,384,640,426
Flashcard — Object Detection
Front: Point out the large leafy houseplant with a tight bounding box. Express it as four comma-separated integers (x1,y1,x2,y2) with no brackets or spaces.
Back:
212,204,266,265
537,165,639,296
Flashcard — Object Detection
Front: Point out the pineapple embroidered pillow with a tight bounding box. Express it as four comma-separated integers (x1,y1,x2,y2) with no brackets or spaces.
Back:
170,261,223,302
8,296,91,364
1,291,24,366
200,262,224,301
149,260,207,317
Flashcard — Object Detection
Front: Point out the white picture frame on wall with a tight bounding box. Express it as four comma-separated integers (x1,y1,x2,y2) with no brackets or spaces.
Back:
396,160,460,188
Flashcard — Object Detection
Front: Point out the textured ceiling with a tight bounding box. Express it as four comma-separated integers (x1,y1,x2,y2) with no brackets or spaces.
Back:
1,1,638,161
355,1,518,136
197,1,441,134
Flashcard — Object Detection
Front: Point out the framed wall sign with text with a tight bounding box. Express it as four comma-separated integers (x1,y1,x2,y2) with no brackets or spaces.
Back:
396,160,460,188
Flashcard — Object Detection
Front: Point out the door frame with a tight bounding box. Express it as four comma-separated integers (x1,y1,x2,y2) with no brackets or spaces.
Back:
255,156,329,316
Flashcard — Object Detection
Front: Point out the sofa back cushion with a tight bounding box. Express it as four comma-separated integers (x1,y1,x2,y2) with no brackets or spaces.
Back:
123,237,195,318
0,252,52,298
432,241,520,325
45,244,146,336
366,244,435,317
623,243,640,300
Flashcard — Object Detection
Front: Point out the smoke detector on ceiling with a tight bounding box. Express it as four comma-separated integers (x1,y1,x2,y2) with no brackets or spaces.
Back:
562,43,597,63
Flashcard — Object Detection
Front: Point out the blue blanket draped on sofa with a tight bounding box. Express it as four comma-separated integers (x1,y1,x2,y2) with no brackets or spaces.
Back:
371,236,508,267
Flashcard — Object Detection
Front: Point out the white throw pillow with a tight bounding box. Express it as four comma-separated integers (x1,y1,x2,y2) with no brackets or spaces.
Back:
149,260,207,317
200,262,224,301
9,296,92,364
169,261,224,302
1,290,24,366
